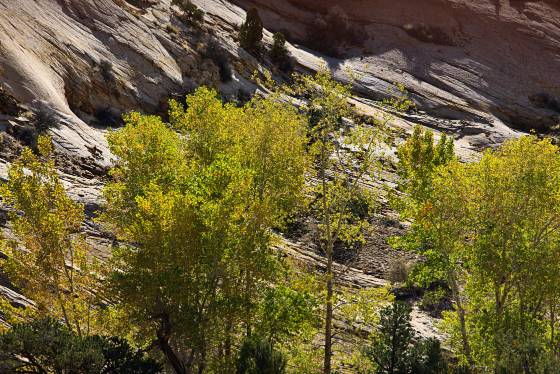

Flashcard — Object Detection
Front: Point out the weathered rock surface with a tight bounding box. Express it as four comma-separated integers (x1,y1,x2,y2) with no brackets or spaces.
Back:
0,0,247,166
229,0,560,145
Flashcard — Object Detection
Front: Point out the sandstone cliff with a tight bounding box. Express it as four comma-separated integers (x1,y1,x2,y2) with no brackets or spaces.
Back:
231,0,560,144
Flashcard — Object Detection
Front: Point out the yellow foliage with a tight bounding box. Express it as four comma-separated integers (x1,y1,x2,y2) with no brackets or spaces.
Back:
0,136,106,336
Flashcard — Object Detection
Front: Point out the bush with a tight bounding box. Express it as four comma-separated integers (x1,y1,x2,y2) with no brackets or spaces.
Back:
411,338,449,374
402,23,455,46
172,0,204,25
387,258,409,284
269,32,291,72
529,92,560,113
239,7,263,55
236,335,286,374
34,104,58,134
202,38,232,83
236,89,252,105
99,59,114,83
0,318,161,373
97,336,162,374
0,88,21,116
166,23,179,35
94,106,122,127
419,287,449,317
348,188,375,220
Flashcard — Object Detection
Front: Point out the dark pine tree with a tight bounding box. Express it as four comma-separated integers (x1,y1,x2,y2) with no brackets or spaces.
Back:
239,7,263,55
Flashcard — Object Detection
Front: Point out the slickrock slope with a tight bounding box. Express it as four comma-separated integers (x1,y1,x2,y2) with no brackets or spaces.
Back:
0,0,247,167
230,0,560,148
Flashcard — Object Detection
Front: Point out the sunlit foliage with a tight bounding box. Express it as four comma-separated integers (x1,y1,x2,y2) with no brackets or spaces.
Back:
0,136,104,337
101,87,308,372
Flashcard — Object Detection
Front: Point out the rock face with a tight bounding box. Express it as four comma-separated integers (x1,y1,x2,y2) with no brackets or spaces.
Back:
0,0,236,165
4,0,554,162
230,0,560,144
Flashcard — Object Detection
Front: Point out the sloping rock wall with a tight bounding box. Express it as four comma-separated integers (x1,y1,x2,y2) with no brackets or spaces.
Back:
231,0,560,141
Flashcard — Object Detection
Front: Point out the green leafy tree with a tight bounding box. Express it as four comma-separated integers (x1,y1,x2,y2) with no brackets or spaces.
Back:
389,126,454,288
394,126,454,210
172,0,204,24
289,70,412,374
236,335,286,374
256,284,316,346
101,87,307,373
239,8,263,55
293,70,374,374
264,269,323,373
389,127,458,366
0,317,161,373
419,136,560,372
0,136,104,337
170,87,308,344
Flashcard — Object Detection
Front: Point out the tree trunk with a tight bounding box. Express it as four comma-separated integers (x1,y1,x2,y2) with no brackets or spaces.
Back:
321,142,334,374
323,240,334,374
457,306,473,371
158,336,188,374
197,348,206,374
449,272,474,372
156,314,188,374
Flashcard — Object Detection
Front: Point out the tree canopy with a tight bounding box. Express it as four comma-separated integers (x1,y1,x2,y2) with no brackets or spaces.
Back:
239,8,263,55
4,70,558,374
101,87,308,373
0,136,104,336
403,135,560,372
